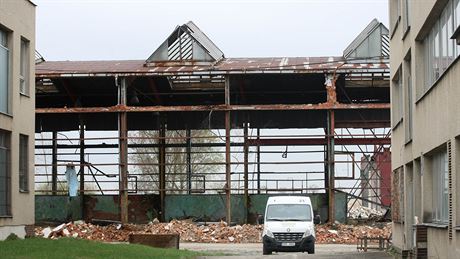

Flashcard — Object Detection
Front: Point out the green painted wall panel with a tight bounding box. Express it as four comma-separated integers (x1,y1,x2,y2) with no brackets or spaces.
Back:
164,194,246,223
36,193,347,224
334,191,347,223
92,196,119,214
35,196,82,223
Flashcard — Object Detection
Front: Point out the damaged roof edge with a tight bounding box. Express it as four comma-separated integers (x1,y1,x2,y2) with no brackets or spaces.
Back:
35,57,389,78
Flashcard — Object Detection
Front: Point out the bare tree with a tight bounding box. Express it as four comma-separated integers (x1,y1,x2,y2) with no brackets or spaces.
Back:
129,130,224,194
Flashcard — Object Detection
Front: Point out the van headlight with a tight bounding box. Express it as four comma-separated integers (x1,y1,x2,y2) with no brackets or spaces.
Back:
302,228,313,238
262,228,274,238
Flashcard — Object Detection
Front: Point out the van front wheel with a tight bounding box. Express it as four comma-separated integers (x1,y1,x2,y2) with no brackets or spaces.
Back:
307,243,315,254
263,244,272,255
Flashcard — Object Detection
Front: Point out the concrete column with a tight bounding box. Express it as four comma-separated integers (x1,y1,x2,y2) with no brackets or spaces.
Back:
159,116,166,222
327,110,335,223
51,131,58,195
118,77,129,224
79,119,85,196
225,76,231,224
257,128,261,194
243,121,249,223
325,73,337,223
186,128,192,194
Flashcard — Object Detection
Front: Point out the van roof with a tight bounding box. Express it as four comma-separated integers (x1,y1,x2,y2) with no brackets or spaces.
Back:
267,196,312,205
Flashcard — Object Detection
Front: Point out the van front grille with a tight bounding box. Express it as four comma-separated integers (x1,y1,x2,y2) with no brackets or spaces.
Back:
273,232,303,241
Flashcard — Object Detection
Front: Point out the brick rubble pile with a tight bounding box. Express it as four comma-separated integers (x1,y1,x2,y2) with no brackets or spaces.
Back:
315,223,391,244
348,206,385,219
35,219,391,244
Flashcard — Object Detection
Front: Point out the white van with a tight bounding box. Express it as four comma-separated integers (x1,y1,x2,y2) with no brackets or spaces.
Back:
261,196,319,255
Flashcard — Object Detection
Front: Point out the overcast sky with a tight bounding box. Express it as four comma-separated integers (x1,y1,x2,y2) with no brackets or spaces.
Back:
34,0,389,61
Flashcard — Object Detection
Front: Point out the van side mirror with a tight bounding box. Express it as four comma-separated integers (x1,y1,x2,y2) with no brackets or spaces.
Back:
314,215,321,224
257,214,264,224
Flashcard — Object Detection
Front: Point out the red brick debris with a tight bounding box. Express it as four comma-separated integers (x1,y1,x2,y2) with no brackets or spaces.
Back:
35,220,391,244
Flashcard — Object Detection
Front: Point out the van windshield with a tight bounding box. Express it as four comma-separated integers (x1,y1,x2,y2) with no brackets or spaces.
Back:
266,204,312,221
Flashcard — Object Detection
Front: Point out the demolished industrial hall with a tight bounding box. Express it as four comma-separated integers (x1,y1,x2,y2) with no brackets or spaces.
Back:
34,19,391,226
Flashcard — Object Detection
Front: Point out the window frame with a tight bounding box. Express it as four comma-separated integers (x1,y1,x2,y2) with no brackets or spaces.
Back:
404,55,413,143
402,0,411,39
0,130,11,217
392,67,404,129
19,38,30,97
19,134,29,193
390,0,402,39
431,149,449,224
0,28,10,115
421,0,459,99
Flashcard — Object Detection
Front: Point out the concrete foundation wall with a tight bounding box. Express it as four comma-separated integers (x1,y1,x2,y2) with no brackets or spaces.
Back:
0,225,26,240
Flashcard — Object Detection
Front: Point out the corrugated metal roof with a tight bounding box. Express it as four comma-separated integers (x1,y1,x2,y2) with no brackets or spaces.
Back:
36,57,389,77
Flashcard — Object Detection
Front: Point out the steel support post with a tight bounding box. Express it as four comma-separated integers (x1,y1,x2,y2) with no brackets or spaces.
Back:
186,128,192,194
79,120,85,196
327,110,335,223
118,77,129,224
243,121,249,223
324,142,329,197
257,128,261,194
51,131,58,195
225,77,231,224
159,116,166,222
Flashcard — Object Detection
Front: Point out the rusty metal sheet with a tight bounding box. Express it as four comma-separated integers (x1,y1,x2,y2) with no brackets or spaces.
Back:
36,57,389,78
35,103,390,114
246,137,391,146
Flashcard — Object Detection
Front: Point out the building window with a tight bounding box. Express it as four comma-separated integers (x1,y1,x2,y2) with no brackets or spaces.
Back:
431,149,448,224
19,134,29,192
424,0,459,93
456,138,460,227
0,29,9,114
19,38,29,96
390,0,401,37
392,68,403,127
402,0,410,36
404,56,412,142
0,130,11,216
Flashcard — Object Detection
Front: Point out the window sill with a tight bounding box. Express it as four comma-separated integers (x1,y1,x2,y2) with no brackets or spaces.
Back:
20,93,30,98
416,54,460,104
455,226,460,231
390,17,401,40
419,223,448,229
392,118,403,131
402,26,410,40
0,215,13,218
19,190,29,194
405,138,412,146
0,111,13,118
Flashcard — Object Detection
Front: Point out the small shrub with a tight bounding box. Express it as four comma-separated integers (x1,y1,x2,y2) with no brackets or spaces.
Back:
5,233,20,241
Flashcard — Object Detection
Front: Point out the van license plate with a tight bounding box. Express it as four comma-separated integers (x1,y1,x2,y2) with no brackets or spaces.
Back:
281,242,295,247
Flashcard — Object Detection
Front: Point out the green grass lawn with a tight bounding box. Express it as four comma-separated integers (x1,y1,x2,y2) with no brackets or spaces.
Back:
0,237,203,259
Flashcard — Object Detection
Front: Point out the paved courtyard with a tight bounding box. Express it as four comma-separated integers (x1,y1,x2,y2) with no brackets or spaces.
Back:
181,243,393,258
